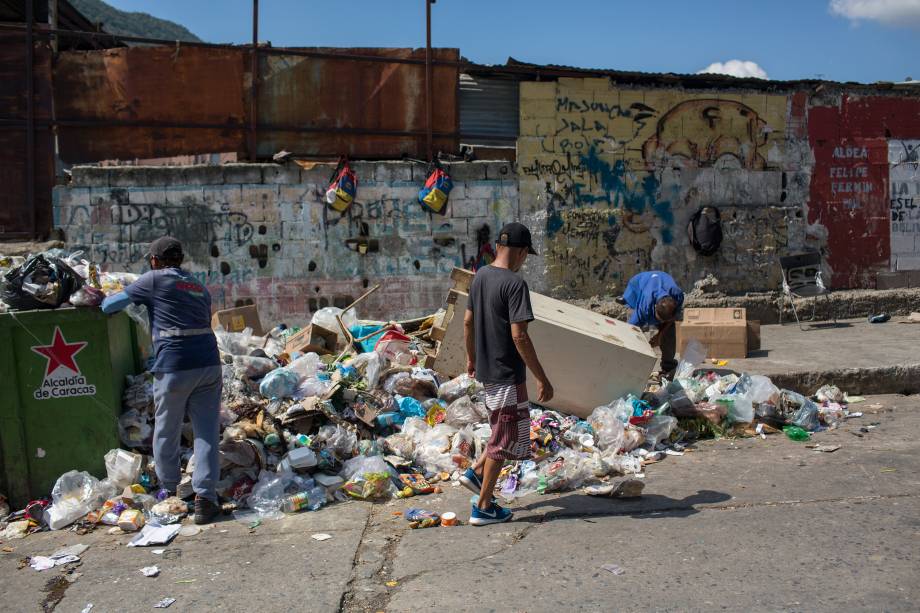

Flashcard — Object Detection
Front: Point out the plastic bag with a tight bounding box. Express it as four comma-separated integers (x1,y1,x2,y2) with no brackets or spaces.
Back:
316,424,357,457
414,423,459,474
341,455,395,500
716,393,754,425
312,307,357,333
588,403,627,451
643,414,677,448
393,376,438,401
233,355,277,379
259,368,300,399
287,352,321,381
791,402,820,431
743,375,780,405
118,408,153,449
445,396,489,427
350,352,384,389
104,448,143,489
815,384,845,403
437,373,483,403
295,377,333,399
537,448,592,493
248,470,295,519
341,454,390,480
780,390,821,430
70,286,105,307
47,470,116,530
395,395,426,419
675,339,706,379
1,254,83,310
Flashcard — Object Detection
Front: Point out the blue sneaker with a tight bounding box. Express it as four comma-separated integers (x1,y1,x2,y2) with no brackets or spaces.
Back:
470,501,513,526
459,467,483,495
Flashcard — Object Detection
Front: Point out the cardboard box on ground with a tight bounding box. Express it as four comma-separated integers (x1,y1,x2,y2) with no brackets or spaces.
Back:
433,269,657,419
676,308,761,359
211,305,264,337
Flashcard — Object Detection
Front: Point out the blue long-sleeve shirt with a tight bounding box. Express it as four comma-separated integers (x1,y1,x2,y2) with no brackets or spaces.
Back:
624,271,684,327
101,291,131,314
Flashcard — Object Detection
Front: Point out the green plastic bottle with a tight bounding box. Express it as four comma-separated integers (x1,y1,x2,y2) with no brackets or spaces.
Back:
783,425,810,441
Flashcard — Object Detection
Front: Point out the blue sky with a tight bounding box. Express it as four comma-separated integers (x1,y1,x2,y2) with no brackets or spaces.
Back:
105,0,920,83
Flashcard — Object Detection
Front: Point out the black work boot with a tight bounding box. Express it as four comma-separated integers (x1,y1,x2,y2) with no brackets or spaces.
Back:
193,496,220,525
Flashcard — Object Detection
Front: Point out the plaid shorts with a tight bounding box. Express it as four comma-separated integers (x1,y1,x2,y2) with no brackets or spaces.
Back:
483,382,531,461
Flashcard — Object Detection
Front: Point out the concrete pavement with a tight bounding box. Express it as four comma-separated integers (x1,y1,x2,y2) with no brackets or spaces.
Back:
729,317,920,395
1,394,918,612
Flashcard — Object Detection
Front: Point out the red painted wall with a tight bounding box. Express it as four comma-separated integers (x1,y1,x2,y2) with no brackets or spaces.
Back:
809,95,920,287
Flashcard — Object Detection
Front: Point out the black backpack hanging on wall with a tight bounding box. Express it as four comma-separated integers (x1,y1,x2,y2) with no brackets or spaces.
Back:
687,206,723,256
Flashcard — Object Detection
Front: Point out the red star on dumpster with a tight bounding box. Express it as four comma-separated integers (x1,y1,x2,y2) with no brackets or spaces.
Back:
31,327,87,377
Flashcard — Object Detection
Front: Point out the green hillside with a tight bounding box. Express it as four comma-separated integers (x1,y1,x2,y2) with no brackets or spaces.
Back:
70,0,202,42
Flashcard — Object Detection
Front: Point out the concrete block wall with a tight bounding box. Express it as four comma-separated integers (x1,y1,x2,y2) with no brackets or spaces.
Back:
55,161,517,325
516,78,819,298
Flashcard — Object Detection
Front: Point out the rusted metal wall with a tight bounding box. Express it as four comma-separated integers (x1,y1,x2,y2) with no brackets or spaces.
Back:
0,31,53,237
256,48,459,159
51,46,460,163
54,46,247,163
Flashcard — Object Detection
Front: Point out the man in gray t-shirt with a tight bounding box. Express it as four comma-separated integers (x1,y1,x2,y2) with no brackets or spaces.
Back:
460,222,553,526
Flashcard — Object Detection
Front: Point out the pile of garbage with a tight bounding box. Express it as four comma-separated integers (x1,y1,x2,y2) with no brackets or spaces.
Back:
0,250,862,538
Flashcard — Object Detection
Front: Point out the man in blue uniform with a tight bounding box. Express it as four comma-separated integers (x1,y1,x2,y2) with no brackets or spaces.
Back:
619,271,684,378
101,237,222,525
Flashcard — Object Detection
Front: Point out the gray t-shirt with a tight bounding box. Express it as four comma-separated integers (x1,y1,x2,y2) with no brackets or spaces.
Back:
467,265,534,385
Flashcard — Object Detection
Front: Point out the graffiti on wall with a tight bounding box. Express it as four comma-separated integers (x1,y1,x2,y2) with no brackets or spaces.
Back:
808,137,890,287
889,139,920,270
519,80,788,296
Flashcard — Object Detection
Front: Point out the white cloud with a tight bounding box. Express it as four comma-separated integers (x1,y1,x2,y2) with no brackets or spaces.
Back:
830,0,920,28
697,60,769,80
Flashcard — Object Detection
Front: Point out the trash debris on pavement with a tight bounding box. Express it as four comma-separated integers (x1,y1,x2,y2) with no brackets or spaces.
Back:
128,524,182,547
311,533,333,541
1,257,874,539
601,564,626,575
140,566,160,577
440,511,458,526
153,597,176,609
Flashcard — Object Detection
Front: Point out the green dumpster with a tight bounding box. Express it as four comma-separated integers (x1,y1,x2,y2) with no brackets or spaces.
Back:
0,308,143,508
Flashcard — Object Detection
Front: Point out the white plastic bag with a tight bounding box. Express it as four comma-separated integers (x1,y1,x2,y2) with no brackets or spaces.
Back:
643,414,677,448
47,471,116,530
312,307,357,333
438,373,483,403
445,396,489,427
675,339,706,379
287,352,321,381
233,355,277,379
316,425,357,457
588,403,627,451
248,470,295,519
104,448,143,489
259,368,300,399
350,352,384,390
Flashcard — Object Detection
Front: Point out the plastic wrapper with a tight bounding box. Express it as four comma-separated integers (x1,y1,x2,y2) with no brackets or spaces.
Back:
259,368,300,399
342,472,393,501
47,470,117,530
716,393,754,424
444,396,489,427
350,352,384,389
1,254,83,310
819,402,846,429
69,285,105,307
395,395,426,418
104,448,143,489
437,373,483,403
588,403,628,451
312,307,357,333
99,271,139,295
148,497,188,525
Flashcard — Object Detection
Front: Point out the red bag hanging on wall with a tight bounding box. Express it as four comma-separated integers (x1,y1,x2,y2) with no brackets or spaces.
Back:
326,157,358,213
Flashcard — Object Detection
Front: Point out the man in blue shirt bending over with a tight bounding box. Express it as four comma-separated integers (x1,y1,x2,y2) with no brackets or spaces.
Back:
101,237,222,525
619,271,684,378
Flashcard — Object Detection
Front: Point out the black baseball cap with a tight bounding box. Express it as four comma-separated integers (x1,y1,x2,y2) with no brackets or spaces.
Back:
145,236,183,259
497,222,537,255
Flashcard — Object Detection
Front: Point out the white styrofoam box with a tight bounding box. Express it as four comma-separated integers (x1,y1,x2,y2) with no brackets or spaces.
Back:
435,288,657,419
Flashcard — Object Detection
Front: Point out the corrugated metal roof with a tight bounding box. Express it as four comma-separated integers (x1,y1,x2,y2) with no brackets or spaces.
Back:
463,57,920,95
459,73,518,147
